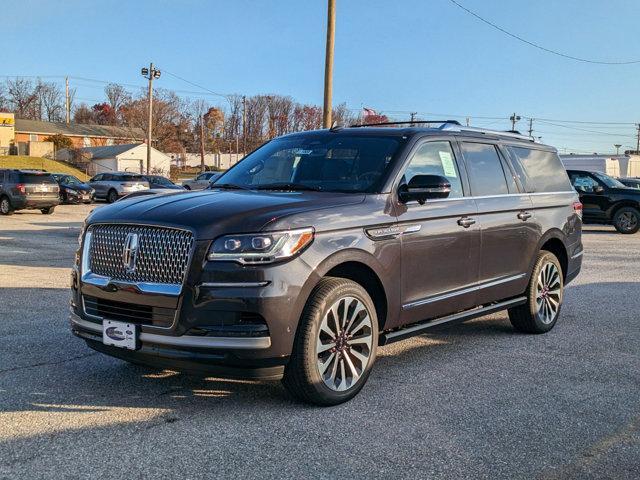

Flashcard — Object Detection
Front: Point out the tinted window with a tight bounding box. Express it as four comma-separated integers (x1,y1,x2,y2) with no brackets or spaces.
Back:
569,173,600,193
508,147,572,192
91,174,103,182
592,171,626,189
461,143,509,196
119,174,144,182
17,173,56,184
402,141,463,198
219,133,406,192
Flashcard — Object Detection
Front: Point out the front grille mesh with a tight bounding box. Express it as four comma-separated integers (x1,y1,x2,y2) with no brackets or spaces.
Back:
88,224,193,285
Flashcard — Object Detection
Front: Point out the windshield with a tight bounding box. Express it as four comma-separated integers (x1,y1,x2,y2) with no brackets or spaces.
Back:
217,134,405,193
150,176,174,186
63,175,82,185
593,172,627,189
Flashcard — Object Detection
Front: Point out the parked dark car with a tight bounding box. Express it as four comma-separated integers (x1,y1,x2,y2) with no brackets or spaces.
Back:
141,175,185,190
567,169,640,234
618,177,640,190
88,172,149,203
51,173,95,204
71,122,583,405
0,169,59,215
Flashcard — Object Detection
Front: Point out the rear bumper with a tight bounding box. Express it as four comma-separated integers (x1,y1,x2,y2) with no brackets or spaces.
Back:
566,246,583,285
13,196,59,209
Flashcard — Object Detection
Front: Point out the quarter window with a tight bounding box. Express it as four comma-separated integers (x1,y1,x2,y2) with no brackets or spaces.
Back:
461,143,509,196
402,141,464,198
508,147,572,192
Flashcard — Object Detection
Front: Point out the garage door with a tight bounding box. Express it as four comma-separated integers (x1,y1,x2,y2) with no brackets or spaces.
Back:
118,159,143,173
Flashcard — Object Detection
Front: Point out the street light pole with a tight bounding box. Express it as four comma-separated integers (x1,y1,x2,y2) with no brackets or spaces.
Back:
614,144,622,155
141,63,161,174
322,0,336,128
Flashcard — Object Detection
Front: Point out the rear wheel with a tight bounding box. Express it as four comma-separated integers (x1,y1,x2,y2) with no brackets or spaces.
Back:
508,251,563,334
0,196,13,215
41,206,55,215
282,277,378,406
613,207,640,234
107,189,118,203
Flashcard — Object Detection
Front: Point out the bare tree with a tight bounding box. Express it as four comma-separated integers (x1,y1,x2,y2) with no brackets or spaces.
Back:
6,78,40,119
104,83,130,124
36,80,64,122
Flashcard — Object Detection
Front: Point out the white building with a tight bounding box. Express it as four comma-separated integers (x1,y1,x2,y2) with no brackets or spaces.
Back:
57,143,172,176
560,154,640,177
169,152,243,170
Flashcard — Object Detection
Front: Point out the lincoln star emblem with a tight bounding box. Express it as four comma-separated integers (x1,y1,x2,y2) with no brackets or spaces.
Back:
122,233,139,272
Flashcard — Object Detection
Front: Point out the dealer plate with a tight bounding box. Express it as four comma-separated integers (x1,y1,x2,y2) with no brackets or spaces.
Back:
103,320,138,350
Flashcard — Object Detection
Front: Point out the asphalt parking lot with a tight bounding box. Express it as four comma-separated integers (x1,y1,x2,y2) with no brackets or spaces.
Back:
0,204,638,479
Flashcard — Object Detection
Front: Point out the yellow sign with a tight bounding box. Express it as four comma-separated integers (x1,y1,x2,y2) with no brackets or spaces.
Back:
0,115,15,127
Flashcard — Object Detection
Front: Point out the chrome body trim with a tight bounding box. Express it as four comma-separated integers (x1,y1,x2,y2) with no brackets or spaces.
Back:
200,281,270,288
570,250,584,259
403,273,527,310
70,312,271,350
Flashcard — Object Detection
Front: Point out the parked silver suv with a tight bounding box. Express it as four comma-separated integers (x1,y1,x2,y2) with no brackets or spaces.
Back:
88,172,149,203
182,171,221,190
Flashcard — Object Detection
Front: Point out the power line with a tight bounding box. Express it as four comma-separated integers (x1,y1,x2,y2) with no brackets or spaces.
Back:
159,69,230,100
447,0,640,65
535,119,638,138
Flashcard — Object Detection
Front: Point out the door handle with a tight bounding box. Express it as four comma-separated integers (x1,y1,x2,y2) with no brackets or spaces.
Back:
457,217,476,228
517,211,532,221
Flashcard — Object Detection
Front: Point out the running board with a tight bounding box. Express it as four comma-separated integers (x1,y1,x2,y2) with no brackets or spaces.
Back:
379,296,527,346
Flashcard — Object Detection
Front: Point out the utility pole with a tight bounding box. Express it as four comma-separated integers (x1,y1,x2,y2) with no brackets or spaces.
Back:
65,77,70,125
528,118,534,137
410,112,417,126
141,63,161,174
510,113,521,131
636,124,640,154
242,95,247,156
200,114,206,173
322,0,336,128
466,117,470,127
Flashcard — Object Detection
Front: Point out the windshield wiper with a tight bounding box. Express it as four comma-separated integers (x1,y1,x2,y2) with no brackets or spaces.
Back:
211,183,251,190
254,183,323,192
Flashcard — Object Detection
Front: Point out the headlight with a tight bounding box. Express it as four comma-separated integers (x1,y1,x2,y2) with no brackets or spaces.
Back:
207,227,314,264
67,189,79,195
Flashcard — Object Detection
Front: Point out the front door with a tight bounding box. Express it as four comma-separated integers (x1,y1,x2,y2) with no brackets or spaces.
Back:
568,172,609,221
396,139,480,327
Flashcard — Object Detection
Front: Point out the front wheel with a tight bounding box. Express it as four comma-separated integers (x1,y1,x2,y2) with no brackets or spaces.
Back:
107,189,118,204
0,196,13,215
41,206,55,215
508,251,564,334
613,207,640,234
282,277,378,406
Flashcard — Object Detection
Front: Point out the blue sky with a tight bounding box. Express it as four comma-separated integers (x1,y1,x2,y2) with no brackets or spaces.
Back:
4,0,640,153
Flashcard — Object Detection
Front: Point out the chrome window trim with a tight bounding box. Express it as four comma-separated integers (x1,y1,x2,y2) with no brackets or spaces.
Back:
70,313,271,350
403,273,527,310
425,191,576,203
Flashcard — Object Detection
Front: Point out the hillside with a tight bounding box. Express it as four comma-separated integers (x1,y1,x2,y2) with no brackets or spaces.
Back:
0,156,89,181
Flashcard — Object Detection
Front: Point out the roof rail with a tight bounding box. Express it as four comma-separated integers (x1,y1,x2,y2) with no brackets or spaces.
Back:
350,120,461,128
439,123,535,142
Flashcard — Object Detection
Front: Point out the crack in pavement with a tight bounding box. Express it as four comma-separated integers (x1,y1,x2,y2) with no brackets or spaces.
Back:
0,353,99,375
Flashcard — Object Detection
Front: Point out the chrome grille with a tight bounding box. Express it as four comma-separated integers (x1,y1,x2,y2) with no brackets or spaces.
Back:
88,224,193,285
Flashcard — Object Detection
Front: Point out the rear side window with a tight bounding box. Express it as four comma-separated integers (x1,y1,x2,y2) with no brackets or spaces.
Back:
461,143,509,196
508,147,572,193
121,175,143,182
17,173,56,184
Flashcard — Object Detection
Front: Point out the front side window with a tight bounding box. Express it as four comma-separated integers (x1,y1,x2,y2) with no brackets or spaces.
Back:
401,141,463,198
218,133,406,193
569,173,600,193
461,143,509,196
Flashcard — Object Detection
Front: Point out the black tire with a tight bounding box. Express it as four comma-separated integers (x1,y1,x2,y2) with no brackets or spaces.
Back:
41,206,55,215
282,277,378,406
0,196,13,215
107,189,118,204
59,191,66,204
183,185,191,190
508,251,564,334
613,207,640,234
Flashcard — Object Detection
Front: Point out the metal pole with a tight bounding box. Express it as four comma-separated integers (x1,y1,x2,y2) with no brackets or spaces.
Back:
322,0,336,128
636,124,640,154
528,118,533,137
65,77,70,125
242,95,247,156
146,63,154,174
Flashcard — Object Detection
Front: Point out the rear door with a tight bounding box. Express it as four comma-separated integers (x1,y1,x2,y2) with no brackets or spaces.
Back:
459,140,534,304
396,138,480,326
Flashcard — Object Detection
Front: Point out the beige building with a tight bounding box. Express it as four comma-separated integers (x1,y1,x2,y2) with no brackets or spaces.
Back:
0,112,15,154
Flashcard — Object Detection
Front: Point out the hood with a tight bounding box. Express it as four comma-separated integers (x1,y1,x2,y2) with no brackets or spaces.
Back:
87,189,365,239
64,183,92,192
610,187,640,196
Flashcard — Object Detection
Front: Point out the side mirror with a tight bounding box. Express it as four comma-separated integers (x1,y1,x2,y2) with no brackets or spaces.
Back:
594,185,604,194
398,174,451,205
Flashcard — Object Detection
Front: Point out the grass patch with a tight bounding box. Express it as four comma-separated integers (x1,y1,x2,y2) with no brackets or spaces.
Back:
0,156,89,181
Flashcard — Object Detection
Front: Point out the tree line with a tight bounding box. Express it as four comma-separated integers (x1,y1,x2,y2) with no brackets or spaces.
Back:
0,78,375,154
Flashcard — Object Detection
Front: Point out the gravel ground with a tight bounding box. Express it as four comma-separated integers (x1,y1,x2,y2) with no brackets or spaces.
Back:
0,205,638,479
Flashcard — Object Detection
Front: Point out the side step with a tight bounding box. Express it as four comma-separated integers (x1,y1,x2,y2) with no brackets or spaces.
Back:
379,296,527,346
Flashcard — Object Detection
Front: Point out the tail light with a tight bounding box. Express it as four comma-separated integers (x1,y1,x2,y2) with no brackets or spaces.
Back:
16,183,26,194
572,201,583,219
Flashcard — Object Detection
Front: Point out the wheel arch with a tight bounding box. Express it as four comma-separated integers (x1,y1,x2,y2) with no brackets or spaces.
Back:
536,229,569,280
609,200,640,219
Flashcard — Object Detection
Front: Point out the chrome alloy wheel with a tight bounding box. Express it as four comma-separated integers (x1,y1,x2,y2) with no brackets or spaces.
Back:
0,198,10,214
316,296,373,392
536,262,562,324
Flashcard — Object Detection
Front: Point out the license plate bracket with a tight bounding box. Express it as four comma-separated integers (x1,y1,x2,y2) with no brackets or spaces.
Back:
103,320,139,350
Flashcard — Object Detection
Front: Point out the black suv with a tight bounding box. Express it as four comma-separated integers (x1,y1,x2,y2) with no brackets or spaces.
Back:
0,169,59,215
71,122,583,405
567,169,640,234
